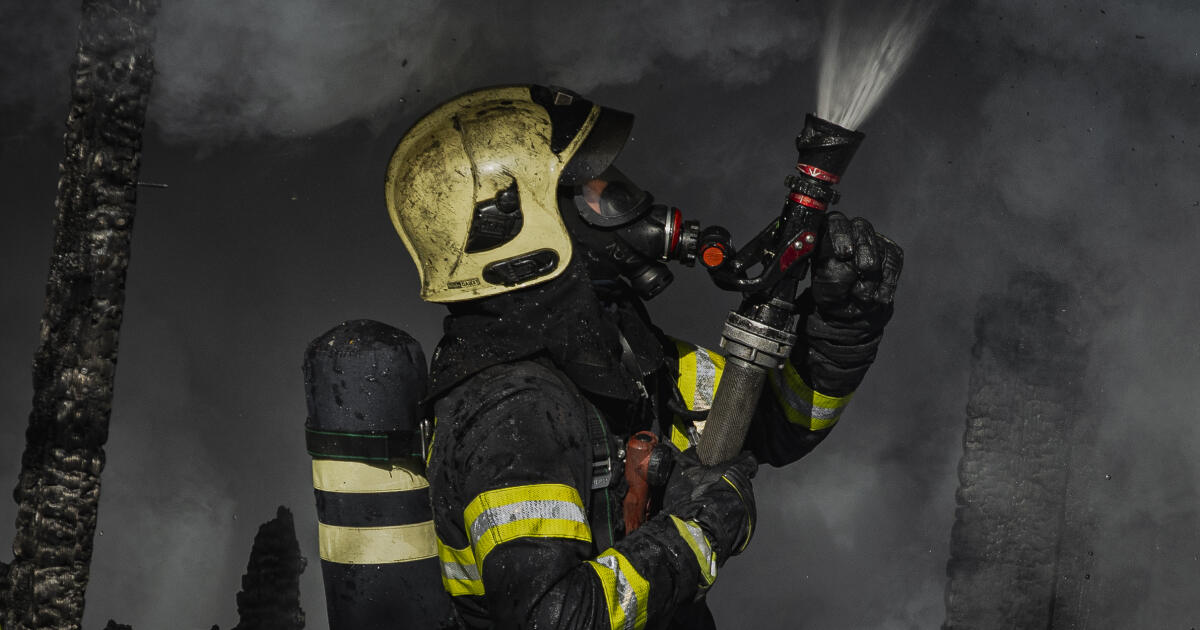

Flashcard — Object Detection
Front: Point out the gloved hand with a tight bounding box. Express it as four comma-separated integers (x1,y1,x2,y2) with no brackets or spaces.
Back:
798,211,904,395
662,449,758,567
813,211,902,322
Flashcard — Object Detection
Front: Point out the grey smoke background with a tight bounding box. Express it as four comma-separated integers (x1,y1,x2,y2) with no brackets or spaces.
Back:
2,0,1198,627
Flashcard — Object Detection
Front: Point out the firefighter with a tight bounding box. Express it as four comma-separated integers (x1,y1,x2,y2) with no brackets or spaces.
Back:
384,85,901,629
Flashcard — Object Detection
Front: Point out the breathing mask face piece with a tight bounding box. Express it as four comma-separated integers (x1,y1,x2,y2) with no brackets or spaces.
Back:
570,166,653,228
563,166,704,301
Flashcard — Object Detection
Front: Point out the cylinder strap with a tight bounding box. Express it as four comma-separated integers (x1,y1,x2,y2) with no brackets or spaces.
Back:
305,425,422,462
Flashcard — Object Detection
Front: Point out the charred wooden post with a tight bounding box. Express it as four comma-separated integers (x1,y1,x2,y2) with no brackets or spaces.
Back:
231,507,307,630
0,1,158,628
943,271,1094,629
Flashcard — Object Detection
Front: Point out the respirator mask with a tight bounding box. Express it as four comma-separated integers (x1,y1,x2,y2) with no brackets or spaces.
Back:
561,165,708,300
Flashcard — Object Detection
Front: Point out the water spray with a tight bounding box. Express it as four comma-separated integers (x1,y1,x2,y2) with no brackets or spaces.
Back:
817,0,938,130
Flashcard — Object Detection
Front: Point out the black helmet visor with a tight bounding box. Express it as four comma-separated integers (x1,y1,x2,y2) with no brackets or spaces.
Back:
559,105,634,186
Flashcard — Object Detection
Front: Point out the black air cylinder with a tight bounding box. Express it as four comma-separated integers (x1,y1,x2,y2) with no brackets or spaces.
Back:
302,319,453,629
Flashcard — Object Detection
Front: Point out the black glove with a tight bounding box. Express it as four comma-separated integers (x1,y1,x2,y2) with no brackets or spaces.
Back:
662,449,758,567
798,212,904,396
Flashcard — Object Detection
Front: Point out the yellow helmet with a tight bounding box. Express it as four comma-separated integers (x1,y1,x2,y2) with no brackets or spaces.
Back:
385,85,634,303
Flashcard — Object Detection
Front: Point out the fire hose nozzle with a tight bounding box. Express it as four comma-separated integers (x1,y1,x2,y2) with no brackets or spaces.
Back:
787,114,865,212
795,114,865,180
697,114,867,466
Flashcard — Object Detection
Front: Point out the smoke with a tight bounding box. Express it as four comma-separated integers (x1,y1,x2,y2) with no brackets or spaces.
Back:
82,313,245,628
971,0,1200,73
818,0,939,130
3,1,1200,628
0,4,79,136
929,2,1200,625
148,0,821,143
0,1,823,144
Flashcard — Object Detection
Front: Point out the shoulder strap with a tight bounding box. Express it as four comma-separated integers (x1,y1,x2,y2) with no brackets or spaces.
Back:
587,404,616,490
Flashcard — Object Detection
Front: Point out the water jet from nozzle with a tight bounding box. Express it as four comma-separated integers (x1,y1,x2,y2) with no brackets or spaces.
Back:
817,0,939,131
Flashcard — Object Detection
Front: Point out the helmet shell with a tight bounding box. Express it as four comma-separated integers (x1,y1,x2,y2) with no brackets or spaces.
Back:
386,85,631,303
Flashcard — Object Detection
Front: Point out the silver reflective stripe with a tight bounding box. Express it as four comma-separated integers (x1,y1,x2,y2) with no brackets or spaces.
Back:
769,370,842,421
597,554,639,630
469,500,588,546
441,560,480,582
693,349,717,410
680,519,716,578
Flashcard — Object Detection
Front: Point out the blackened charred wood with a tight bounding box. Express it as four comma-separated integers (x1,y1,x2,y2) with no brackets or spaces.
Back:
0,1,158,629
943,271,1094,629
231,507,307,630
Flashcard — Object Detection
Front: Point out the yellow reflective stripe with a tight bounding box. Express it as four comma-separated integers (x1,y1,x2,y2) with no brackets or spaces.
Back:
767,360,853,430
438,538,484,597
781,360,851,411
463,484,592,569
672,339,726,412
669,515,716,587
318,521,436,564
425,416,437,467
675,340,698,410
587,549,650,630
720,476,753,554
668,416,693,451
475,518,591,568
312,459,428,493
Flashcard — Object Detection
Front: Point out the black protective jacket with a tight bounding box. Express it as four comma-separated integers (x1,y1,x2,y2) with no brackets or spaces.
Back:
424,255,855,629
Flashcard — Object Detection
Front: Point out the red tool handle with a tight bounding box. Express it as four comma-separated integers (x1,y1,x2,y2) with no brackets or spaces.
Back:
622,431,659,533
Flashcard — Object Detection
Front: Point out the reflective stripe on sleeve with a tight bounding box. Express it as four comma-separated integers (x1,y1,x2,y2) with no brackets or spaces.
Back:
673,339,725,412
463,483,592,569
767,360,853,430
668,416,694,451
720,476,753,554
588,548,650,630
438,538,484,597
424,416,437,467
669,515,716,588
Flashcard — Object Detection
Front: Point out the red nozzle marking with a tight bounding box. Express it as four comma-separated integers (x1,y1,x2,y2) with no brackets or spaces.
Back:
796,163,840,183
701,243,726,268
778,231,816,271
669,208,682,254
788,192,827,211
794,231,817,255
